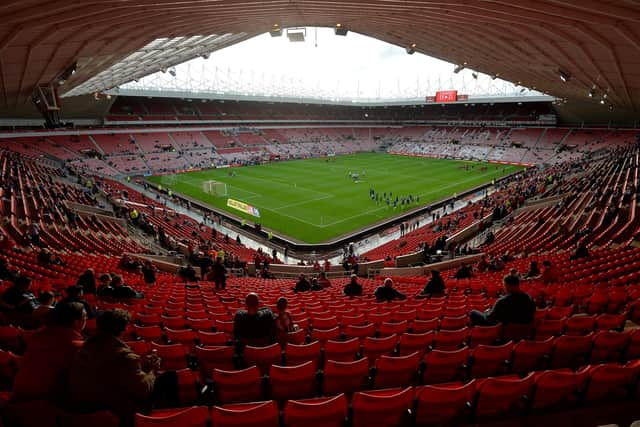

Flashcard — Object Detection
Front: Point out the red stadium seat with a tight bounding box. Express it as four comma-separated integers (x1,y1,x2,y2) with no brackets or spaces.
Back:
136,406,210,427
150,343,188,370
195,346,235,373
283,394,348,427
397,331,434,356
362,335,397,364
439,315,468,331
415,380,476,426
474,374,534,419
352,387,413,427
322,358,370,395
565,315,597,336
550,334,593,369
530,368,588,410
422,347,470,384
312,316,339,330
243,344,282,374
535,319,566,340
345,324,376,340
590,331,629,364
212,366,263,404
433,327,469,350
284,341,322,368
626,329,640,360
311,326,341,342
469,324,502,348
269,361,317,401
411,317,439,333
373,352,420,389
212,400,279,427
378,320,408,337
584,362,640,403
594,313,626,331
133,325,164,343
324,338,360,362
197,331,228,346
511,338,553,375
469,342,514,378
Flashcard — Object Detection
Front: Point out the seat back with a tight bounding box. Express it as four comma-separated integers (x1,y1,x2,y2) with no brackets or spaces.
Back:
212,400,279,427
422,347,470,384
415,381,476,426
212,366,263,404
283,394,348,427
352,387,413,427
269,361,317,401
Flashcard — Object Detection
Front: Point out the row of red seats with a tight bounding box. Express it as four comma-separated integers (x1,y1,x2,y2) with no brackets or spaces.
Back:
135,361,640,427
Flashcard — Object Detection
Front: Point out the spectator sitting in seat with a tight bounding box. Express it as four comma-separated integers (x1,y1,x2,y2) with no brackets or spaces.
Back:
540,260,559,284
477,255,489,273
274,297,296,347
178,264,197,282
454,263,472,279
61,285,95,319
422,270,445,296
96,274,113,297
0,276,38,314
76,268,96,294
0,258,18,282
469,274,535,326
10,302,86,404
111,275,141,299
570,243,589,260
317,271,331,288
33,291,56,325
141,261,157,286
233,293,275,349
343,274,363,297
69,309,178,427
37,248,65,266
310,277,323,291
293,274,311,293
524,261,540,279
374,278,406,302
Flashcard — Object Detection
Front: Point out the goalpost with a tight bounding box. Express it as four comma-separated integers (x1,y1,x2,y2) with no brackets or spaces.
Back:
202,180,228,196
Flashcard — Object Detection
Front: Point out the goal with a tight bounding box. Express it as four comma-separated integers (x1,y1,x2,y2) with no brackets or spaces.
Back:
202,180,227,196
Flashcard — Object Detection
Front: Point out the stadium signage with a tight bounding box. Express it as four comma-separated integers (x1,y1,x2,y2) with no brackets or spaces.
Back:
227,198,261,218
435,90,458,102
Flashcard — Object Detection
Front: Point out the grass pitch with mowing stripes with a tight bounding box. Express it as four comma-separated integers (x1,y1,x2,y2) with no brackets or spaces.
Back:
148,153,521,243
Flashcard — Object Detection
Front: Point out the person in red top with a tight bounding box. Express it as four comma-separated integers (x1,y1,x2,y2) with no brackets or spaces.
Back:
541,260,559,284
274,297,296,347
324,259,331,272
10,302,86,404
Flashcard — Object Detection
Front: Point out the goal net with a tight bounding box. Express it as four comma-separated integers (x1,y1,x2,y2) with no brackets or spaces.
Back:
203,180,227,196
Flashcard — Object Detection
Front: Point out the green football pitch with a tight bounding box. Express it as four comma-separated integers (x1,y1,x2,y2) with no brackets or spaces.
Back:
148,153,521,243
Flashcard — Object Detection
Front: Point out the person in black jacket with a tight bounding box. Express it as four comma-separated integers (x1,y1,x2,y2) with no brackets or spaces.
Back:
374,278,406,302
211,257,227,290
343,274,363,297
421,270,445,296
469,274,535,326
293,274,311,293
76,268,97,294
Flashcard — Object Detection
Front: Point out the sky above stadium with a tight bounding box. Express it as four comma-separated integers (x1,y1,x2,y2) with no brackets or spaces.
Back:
122,27,532,101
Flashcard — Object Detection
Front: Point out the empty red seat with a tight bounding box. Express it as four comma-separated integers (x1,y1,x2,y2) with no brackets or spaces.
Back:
310,326,341,342
133,325,164,343
433,327,469,350
312,316,338,330
195,346,235,374
284,341,322,368
550,334,593,369
243,344,281,374
547,306,574,320
197,331,228,346
439,315,468,331
373,352,420,389
535,319,566,340
590,331,629,364
415,380,476,426
398,331,434,356
161,315,186,329
352,387,413,427
269,361,317,401
283,394,347,427
324,338,360,362
584,362,640,403
150,343,188,370
474,374,534,419
595,313,626,331
565,315,596,336
135,407,209,427
165,328,197,348
362,335,397,364
345,324,376,340
422,347,470,384
378,320,408,337
212,366,263,404
469,324,501,348
323,358,370,395
511,338,553,375
469,342,514,378
212,400,279,427
530,368,588,410
411,318,439,333
626,329,640,360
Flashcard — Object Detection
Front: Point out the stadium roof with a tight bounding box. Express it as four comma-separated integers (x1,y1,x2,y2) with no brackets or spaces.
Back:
1,1,640,111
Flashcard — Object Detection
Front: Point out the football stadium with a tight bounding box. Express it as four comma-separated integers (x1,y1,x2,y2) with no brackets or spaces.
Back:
1,2,640,427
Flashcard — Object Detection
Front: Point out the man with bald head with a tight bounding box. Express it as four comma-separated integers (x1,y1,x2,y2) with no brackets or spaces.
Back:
233,292,275,348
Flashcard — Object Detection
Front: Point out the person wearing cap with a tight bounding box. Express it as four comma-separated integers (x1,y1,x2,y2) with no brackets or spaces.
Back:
343,274,363,297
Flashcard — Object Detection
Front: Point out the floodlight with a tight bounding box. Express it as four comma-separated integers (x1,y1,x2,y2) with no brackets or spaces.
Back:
335,23,348,36
559,70,570,82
